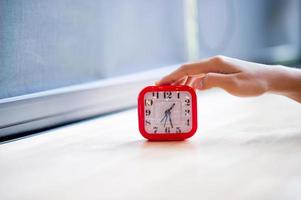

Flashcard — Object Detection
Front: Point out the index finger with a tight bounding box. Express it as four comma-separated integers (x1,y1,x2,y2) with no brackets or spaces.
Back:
156,58,216,85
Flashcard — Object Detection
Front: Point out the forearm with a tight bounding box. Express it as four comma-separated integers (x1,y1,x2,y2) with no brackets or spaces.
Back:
266,65,301,103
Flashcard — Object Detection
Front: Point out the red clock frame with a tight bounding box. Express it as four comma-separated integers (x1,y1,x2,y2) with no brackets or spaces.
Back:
138,85,198,141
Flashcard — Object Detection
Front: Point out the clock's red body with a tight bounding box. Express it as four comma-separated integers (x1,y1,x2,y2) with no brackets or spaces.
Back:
138,85,198,141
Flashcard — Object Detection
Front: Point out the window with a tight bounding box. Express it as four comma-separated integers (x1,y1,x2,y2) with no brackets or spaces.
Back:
0,0,186,98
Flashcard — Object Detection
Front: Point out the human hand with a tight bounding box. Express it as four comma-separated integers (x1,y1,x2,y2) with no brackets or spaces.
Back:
156,56,301,102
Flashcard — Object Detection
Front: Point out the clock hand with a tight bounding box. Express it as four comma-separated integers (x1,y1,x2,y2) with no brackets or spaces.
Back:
166,103,176,112
160,112,168,127
160,103,176,127
160,113,167,123
166,103,175,128
168,112,173,128
164,114,168,127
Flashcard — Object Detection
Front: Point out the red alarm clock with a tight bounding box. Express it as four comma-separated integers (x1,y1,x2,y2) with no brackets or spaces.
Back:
138,85,198,141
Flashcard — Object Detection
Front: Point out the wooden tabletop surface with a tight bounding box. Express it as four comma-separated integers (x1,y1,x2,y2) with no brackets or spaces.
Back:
1,89,301,200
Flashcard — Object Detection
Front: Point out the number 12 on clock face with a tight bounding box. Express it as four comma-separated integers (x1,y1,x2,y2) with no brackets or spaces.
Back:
138,85,198,141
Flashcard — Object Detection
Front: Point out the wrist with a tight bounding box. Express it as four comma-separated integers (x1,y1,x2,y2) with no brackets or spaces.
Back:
266,65,301,102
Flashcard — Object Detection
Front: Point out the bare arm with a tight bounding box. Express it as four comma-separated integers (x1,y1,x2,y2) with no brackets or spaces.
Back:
156,56,301,103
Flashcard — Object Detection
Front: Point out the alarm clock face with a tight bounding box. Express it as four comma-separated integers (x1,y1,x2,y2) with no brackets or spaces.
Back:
138,85,197,141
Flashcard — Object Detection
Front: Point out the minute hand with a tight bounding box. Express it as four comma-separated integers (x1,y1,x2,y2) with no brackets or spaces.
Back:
167,103,176,112
168,103,176,128
167,112,173,128
160,103,176,127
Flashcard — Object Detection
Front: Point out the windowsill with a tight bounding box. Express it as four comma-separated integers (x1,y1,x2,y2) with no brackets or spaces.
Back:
0,65,177,140
1,90,301,199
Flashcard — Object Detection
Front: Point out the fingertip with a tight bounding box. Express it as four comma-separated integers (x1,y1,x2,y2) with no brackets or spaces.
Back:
155,77,174,86
155,80,167,86
155,78,167,85
155,81,171,86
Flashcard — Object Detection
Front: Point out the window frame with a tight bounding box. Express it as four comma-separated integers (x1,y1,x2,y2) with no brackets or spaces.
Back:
0,66,176,142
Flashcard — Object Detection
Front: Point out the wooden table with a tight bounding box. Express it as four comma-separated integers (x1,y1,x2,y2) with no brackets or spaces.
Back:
1,90,301,200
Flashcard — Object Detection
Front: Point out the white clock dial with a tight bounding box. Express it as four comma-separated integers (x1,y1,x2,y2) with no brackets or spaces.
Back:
143,91,192,134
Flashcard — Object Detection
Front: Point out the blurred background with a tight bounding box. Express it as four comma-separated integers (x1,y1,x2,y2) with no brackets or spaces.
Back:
0,0,300,99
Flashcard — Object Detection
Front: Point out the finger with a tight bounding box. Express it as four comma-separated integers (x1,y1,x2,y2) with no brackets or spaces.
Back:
194,73,238,93
184,74,206,87
155,66,189,85
185,76,198,88
155,56,242,86
171,76,188,86
156,60,212,85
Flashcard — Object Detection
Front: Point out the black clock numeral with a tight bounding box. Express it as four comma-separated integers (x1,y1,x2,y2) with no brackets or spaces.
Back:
186,119,190,126
185,99,190,106
184,109,190,116
153,126,158,133
145,99,153,106
145,109,151,116
165,127,171,133
176,127,181,133
177,92,180,99
163,92,172,99
145,120,151,126
152,92,159,99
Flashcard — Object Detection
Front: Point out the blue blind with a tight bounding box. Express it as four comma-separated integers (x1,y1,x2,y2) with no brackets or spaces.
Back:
0,0,186,98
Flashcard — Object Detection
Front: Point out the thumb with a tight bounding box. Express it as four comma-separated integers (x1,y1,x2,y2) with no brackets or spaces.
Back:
195,73,237,92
